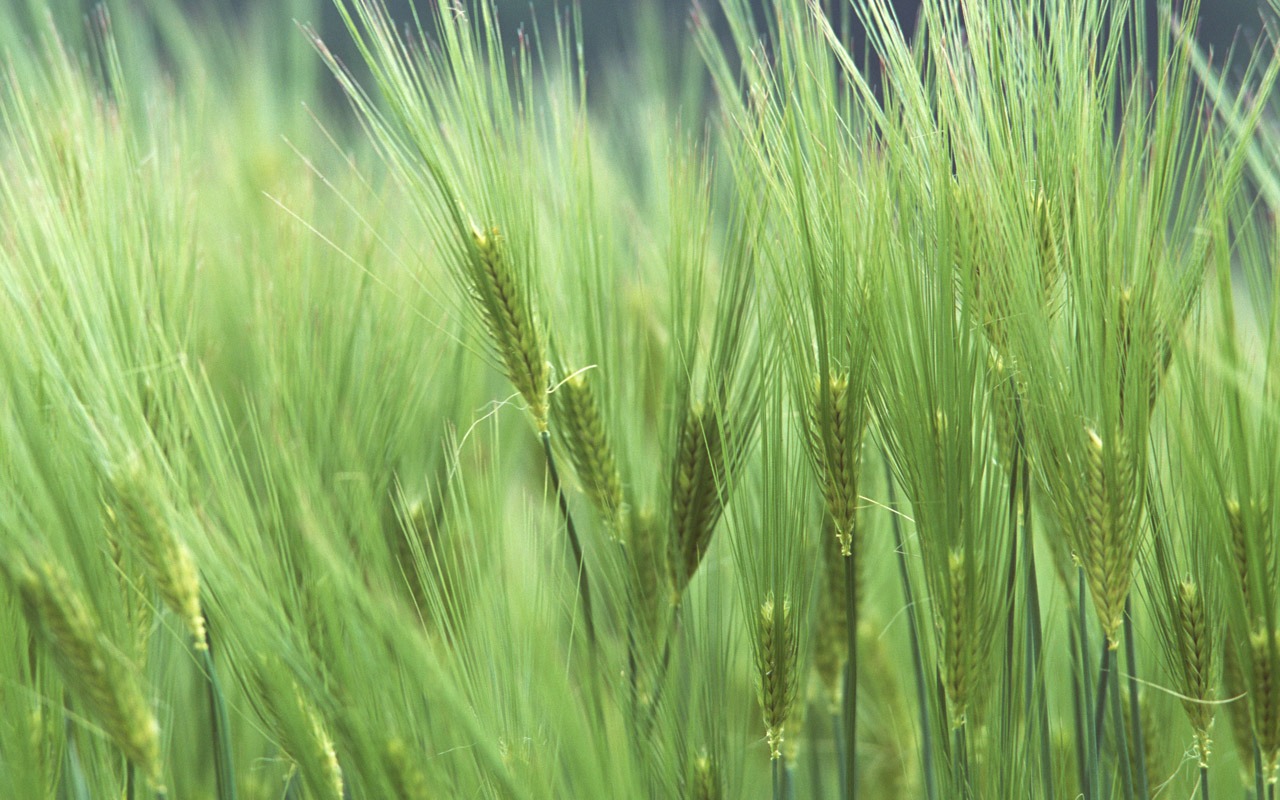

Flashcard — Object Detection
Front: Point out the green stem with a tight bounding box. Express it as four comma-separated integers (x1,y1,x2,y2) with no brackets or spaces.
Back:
1257,737,1267,800
1022,460,1054,800
1109,644,1135,800
843,552,858,800
541,430,597,650
885,457,937,800
1069,626,1090,799
1079,569,1100,800
1123,600,1150,799
832,712,846,800
953,724,971,799
772,755,783,800
1200,763,1209,800
203,621,237,800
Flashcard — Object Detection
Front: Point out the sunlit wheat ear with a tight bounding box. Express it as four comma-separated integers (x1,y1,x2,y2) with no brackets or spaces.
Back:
15,560,163,788
943,548,976,729
667,403,725,600
467,224,549,430
1081,425,1140,648
110,456,207,650
804,371,867,557
1174,579,1215,767
756,592,799,760
812,520,849,712
554,370,624,529
1249,627,1280,780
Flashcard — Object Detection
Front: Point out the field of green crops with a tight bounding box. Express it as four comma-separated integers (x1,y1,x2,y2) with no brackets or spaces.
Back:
2,1,1279,797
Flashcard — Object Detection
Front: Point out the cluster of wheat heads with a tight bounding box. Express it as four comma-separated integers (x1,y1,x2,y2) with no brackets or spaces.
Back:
2,0,1280,797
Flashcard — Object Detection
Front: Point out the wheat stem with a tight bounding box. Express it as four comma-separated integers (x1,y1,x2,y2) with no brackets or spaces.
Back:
1110,644,1136,800
843,549,859,800
885,457,936,800
1124,600,1150,799
203,619,237,800
540,430,597,651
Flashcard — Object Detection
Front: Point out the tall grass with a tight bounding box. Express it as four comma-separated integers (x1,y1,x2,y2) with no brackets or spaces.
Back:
2,0,1280,797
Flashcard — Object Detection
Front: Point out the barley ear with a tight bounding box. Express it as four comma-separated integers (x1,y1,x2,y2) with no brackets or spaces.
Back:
1174,579,1215,766
110,456,207,650
554,370,624,529
943,548,975,729
468,224,549,430
1082,426,1137,648
1249,627,1280,780
756,593,799,759
15,560,163,788
668,403,726,600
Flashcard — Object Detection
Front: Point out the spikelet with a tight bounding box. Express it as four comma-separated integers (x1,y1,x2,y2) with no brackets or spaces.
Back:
756,593,799,759
668,403,725,599
943,548,976,729
554,370,624,529
15,560,162,786
468,224,549,430
804,371,866,555
1226,498,1275,628
812,519,849,712
1173,579,1214,765
1081,426,1139,648
110,456,206,650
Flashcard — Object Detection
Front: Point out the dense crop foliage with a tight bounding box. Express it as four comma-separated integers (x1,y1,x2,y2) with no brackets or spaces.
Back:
2,1,1280,797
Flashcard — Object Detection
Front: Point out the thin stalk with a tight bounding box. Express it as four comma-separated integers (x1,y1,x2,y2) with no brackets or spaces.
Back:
843,552,858,800
953,724,971,800
1070,626,1090,799
1022,458,1054,800
773,755,783,800
1095,645,1112,749
1079,569,1100,800
832,712,847,800
203,621,237,800
1002,450,1021,723
126,763,135,800
1123,599,1150,799
884,457,937,800
541,430,597,650
1200,763,1209,800
1257,737,1267,800
809,707,826,800
1109,645,1136,800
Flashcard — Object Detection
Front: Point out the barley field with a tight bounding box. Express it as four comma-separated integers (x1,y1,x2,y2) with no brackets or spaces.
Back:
1,1,1279,798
